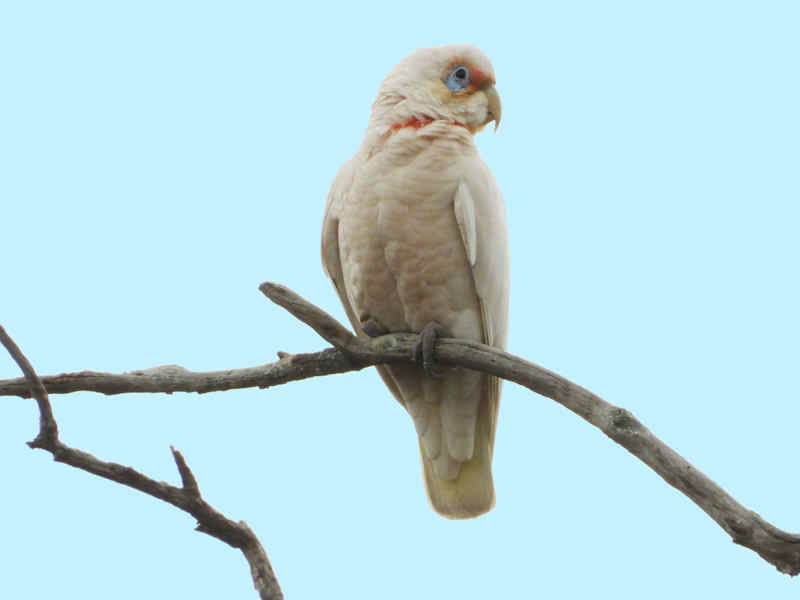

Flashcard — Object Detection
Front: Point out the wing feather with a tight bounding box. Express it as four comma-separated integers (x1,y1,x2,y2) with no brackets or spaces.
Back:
452,162,510,454
321,159,407,405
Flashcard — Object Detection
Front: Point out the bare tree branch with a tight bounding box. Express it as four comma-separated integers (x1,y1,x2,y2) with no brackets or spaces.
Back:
0,352,360,397
3,282,800,577
0,323,59,444
0,324,283,600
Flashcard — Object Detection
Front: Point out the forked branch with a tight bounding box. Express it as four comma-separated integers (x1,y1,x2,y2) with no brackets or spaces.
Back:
2,282,799,580
0,325,283,600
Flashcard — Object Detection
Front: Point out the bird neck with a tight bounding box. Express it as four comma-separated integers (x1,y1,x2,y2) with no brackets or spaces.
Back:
389,117,468,133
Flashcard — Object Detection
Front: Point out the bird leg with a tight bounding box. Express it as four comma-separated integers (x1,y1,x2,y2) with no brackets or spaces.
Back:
414,321,450,378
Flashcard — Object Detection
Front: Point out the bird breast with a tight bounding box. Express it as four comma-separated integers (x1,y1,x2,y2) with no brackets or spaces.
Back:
338,135,483,341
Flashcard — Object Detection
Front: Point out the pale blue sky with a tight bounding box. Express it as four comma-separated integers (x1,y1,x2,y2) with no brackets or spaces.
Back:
2,1,799,598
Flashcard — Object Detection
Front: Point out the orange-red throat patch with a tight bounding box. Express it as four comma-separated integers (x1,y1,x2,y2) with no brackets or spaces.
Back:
390,117,468,133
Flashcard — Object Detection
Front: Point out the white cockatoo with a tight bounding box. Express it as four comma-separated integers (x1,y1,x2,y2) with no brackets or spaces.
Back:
321,45,509,519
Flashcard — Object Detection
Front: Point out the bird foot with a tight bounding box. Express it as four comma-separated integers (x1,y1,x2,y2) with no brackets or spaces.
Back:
360,315,389,338
413,321,450,378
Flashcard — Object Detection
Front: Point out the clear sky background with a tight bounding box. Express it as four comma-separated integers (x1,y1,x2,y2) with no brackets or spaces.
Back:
2,1,798,598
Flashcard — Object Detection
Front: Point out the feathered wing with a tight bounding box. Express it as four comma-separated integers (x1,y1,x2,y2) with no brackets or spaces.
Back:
321,159,407,404
417,160,510,518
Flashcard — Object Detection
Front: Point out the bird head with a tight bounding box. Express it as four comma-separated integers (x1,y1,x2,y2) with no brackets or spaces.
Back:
371,45,501,136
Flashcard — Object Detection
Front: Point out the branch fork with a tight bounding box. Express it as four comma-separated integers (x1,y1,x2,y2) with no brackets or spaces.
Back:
0,324,283,600
2,280,800,595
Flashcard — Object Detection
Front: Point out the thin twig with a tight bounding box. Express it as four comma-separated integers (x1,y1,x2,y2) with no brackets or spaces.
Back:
171,445,201,497
0,325,283,600
259,282,360,353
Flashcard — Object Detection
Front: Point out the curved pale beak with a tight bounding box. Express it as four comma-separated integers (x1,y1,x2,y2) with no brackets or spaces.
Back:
484,85,502,131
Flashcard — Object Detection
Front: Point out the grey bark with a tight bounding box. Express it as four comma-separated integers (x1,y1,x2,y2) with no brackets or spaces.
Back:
2,281,799,585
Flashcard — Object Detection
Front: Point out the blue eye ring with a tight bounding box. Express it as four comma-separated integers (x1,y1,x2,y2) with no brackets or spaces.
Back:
445,65,471,93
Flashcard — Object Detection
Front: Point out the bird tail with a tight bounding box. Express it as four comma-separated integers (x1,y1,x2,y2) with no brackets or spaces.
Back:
420,375,498,519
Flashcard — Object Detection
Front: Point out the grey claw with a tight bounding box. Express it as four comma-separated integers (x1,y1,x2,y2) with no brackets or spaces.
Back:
413,321,450,378
360,315,389,338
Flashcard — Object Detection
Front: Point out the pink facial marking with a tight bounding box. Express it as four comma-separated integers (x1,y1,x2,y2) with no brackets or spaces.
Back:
389,117,468,133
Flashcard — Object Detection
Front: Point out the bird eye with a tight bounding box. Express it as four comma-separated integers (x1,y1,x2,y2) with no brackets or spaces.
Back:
445,65,471,92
